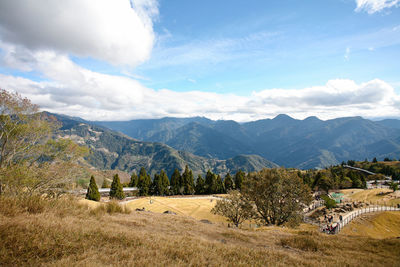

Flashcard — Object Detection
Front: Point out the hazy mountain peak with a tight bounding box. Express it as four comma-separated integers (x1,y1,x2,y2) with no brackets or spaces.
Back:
273,114,296,122
304,116,321,122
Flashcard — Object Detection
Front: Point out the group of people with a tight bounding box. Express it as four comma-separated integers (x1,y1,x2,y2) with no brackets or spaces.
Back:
321,214,342,234
323,224,338,234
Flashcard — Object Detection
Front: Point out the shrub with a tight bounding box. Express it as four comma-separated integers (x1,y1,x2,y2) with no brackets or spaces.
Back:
321,195,336,209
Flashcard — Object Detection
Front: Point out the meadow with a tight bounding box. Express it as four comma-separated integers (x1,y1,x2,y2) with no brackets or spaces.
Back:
1,195,400,266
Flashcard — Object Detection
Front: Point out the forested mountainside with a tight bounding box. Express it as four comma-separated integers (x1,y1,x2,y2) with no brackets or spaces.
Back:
52,113,277,176
94,115,400,169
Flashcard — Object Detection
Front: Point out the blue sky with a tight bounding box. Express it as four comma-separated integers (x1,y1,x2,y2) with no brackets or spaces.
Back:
0,0,399,121
140,0,400,94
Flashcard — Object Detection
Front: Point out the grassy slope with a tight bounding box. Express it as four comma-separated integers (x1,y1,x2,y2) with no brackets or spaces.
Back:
81,196,226,222
341,188,400,205
341,212,400,239
125,197,226,223
1,197,400,266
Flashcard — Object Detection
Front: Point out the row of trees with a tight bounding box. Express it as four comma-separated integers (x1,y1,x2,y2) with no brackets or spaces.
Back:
86,167,248,200
128,166,247,196
87,173,126,201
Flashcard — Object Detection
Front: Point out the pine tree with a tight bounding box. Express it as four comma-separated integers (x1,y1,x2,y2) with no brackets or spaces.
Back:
152,173,161,195
138,167,152,196
110,174,125,200
129,172,138,187
205,170,216,194
86,176,100,201
215,174,225,194
373,157,378,163
182,165,194,194
224,173,234,192
195,174,206,194
160,170,170,195
102,178,110,188
234,170,245,190
170,168,181,195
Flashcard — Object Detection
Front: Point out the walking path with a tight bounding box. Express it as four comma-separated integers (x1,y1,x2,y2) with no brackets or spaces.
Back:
321,205,400,234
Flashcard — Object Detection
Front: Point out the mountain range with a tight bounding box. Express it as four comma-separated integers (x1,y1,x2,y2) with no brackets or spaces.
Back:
93,114,400,169
52,113,277,177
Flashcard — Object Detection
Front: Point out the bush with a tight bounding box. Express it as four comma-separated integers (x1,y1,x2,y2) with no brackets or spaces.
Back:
321,195,336,209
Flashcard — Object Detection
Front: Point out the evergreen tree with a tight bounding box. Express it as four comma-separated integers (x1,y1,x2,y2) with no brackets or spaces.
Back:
205,170,216,194
138,167,152,196
182,165,194,194
101,178,110,188
170,168,182,195
129,172,138,187
234,170,245,190
215,174,225,194
86,176,100,201
224,173,234,192
151,173,160,195
195,174,206,195
373,157,378,163
160,170,170,195
110,174,125,200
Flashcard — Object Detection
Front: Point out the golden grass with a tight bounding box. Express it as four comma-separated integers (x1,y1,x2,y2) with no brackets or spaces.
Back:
341,211,400,239
1,196,400,266
340,188,400,205
125,196,226,223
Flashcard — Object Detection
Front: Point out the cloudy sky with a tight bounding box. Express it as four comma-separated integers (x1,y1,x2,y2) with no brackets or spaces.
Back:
0,0,399,121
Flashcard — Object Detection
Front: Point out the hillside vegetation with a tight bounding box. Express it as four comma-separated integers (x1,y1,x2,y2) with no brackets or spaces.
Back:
1,197,400,266
95,115,400,169
54,113,277,177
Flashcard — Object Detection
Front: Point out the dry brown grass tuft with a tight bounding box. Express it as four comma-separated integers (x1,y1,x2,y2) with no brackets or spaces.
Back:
0,196,400,266
279,235,319,252
89,200,131,216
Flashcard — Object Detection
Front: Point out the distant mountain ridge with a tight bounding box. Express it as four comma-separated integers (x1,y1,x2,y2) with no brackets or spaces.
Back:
51,113,278,176
93,115,400,169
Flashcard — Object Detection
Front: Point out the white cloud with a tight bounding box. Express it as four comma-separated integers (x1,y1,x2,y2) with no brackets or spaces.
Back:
0,45,399,122
0,1,399,122
355,0,400,14
0,0,158,66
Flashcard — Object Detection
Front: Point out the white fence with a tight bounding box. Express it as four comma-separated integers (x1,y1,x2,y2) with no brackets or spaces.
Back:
303,200,324,213
323,205,400,234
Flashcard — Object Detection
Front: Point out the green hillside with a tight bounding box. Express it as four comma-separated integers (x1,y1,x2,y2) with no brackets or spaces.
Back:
54,113,277,177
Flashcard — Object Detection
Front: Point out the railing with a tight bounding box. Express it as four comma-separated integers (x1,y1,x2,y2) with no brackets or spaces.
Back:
322,205,400,234
303,200,324,213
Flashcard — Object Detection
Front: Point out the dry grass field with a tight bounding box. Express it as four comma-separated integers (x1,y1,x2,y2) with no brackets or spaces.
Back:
1,196,400,266
125,196,226,222
340,188,400,205
80,196,226,223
